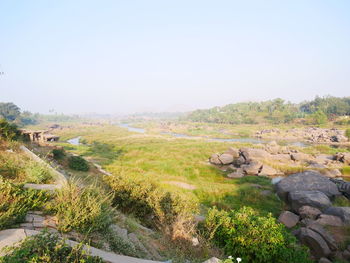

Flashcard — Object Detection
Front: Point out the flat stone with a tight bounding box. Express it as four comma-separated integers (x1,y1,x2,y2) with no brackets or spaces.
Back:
0,229,26,256
324,207,350,225
276,171,340,202
278,211,300,228
242,160,262,175
299,227,331,259
316,214,344,227
288,191,332,212
298,206,322,220
227,168,245,178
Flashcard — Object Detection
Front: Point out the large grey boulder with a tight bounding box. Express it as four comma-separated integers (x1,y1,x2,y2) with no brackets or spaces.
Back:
299,227,331,259
324,207,350,225
288,191,332,212
276,171,341,202
307,223,338,251
316,214,343,227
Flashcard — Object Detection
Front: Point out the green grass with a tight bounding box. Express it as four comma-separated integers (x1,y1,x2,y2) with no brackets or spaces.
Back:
54,125,283,217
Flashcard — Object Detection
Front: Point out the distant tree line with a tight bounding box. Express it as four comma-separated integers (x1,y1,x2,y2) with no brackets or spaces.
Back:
183,96,350,125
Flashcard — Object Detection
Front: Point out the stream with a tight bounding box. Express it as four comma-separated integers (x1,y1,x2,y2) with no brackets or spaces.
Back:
117,123,308,147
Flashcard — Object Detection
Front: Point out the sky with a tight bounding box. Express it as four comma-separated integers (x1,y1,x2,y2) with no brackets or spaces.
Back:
0,0,350,114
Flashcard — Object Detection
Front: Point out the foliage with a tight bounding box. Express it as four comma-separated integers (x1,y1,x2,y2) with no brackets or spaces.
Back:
24,161,52,184
184,96,350,124
0,178,48,230
51,182,114,234
52,148,66,160
68,156,89,171
84,141,123,165
105,230,138,257
341,166,350,176
106,173,198,235
204,207,312,263
0,102,20,121
0,119,20,140
0,231,104,263
346,128,350,140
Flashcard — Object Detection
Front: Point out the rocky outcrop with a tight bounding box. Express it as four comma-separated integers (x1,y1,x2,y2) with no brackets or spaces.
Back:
298,227,331,259
298,206,322,220
324,207,350,225
275,171,340,202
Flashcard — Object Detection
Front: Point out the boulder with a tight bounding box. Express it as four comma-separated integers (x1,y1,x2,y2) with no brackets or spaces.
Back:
335,152,350,164
278,211,300,228
210,154,222,165
316,214,344,227
299,227,331,259
240,148,271,160
276,171,341,202
258,164,278,176
218,154,234,165
288,191,332,212
324,207,350,225
241,161,262,175
319,257,332,263
234,156,246,166
224,147,240,158
227,168,245,178
270,154,292,163
291,152,313,162
298,206,322,220
307,223,338,251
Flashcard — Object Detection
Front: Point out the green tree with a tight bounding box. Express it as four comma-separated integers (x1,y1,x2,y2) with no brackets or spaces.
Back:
0,102,20,121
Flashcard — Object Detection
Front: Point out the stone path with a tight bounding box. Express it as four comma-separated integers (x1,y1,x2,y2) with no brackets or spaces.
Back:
0,229,162,263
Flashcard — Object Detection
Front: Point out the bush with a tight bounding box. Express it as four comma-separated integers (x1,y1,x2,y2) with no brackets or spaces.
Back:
0,178,48,230
51,182,113,234
24,161,52,184
204,207,311,263
0,231,104,263
106,174,198,238
68,156,89,171
0,119,20,140
52,148,65,160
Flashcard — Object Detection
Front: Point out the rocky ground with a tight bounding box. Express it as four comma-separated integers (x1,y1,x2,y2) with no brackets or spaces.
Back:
256,127,349,144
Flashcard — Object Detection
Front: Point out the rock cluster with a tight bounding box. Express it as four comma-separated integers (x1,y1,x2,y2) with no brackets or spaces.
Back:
255,127,348,144
276,171,350,262
209,145,346,179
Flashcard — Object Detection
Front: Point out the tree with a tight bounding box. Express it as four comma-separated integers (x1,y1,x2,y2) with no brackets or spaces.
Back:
0,102,20,121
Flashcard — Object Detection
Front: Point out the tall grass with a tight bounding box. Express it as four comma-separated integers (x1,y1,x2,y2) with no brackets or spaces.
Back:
51,182,114,234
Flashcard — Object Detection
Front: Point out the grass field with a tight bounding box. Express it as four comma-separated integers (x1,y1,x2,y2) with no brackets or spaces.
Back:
53,124,283,216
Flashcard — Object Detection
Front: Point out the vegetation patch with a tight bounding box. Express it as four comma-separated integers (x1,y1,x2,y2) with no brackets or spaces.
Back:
68,156,89,171
0,231,104,263
204,206,311,263
0,178,48,230
51,182,114,234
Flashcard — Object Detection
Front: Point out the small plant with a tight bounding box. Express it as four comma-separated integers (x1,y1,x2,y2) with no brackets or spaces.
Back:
51,182,113,234
68,155,89,171
204,206,312,263
52,148,65,160
0,119,19,140
0,231,104,263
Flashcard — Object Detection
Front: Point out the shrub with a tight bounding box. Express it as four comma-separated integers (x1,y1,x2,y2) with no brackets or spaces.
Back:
24,161,52,184
51,182,113,234
0,119,20,140
106,174,198,239
68,156,89,171
52,148,65,160
0,231,104,263
0,178,48,230
204,207,311,263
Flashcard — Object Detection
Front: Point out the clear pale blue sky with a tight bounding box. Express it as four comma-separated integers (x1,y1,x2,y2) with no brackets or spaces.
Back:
1,0,349,114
